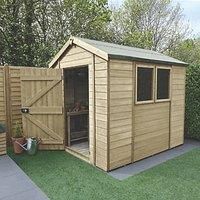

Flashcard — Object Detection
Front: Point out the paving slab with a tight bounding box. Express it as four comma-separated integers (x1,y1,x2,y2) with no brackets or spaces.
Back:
0,155,49,200
109,139,200,180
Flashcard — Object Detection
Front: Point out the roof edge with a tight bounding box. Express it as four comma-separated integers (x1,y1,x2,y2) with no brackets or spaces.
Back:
49,36,109,68
108,54,188,67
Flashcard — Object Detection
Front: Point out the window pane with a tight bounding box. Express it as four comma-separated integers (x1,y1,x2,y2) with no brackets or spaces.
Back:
137,67,153,101
157,68,170,100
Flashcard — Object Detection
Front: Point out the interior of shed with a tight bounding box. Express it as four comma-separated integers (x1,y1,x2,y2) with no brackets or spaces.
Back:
64,66,89,158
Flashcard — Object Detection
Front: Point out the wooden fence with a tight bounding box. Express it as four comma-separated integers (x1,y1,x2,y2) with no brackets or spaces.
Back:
0,66,22,144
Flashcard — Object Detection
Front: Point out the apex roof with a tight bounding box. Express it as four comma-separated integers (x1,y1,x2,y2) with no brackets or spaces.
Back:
49,36,187,68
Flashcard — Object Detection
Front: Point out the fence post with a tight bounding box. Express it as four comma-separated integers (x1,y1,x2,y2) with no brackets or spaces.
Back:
4,66,12,145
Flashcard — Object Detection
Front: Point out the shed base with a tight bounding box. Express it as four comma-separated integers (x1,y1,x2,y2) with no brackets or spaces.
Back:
65,141,89,163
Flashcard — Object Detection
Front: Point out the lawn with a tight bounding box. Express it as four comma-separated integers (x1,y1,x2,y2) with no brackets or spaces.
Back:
8,148,200,200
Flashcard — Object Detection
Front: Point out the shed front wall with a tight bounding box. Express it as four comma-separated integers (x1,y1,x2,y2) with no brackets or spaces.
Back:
56,45,109,170
108,59,185,171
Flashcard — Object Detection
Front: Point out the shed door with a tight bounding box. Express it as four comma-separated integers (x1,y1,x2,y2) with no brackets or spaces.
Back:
20,68,64,149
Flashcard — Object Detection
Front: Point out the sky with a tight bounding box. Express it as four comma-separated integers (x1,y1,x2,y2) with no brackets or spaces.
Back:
109,0,200,37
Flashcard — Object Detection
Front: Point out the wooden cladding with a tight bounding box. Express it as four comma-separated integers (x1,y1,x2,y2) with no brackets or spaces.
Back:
170,67,186,147
0,46,186,172
0,66,22,144
108,59,185,171
0,133,6,155
20,68,65,149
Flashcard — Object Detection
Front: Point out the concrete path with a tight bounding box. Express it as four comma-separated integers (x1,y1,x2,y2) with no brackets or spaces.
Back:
0,155,49,200
109,139,200,180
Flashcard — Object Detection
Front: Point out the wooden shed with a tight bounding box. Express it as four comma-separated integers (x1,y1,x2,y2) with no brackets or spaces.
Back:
21,37,187,171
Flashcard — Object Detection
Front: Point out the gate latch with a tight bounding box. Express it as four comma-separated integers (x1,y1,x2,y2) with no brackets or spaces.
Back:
21,107,29,114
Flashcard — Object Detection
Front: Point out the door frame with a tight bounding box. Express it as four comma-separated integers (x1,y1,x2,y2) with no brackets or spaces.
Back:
63,65,90,149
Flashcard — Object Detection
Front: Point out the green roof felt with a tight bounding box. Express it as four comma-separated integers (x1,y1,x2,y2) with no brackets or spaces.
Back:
79,37,187,66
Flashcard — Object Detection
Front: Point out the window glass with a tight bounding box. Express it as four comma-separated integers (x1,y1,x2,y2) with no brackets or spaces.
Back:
157,68,170,100
137,67,153,102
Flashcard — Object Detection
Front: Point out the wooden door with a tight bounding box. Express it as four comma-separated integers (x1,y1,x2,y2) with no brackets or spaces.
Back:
20,68,64,150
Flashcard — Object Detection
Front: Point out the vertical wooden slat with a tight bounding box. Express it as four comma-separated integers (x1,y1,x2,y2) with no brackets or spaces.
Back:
107,60,110,171
92,55,96,165
4,66,12,145
131,61,136,162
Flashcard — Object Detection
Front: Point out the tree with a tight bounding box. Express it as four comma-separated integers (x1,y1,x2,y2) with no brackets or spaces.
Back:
110,0,190,52
0,0,24,66
169,38,200,65
23,0,35,66
0,0,111,67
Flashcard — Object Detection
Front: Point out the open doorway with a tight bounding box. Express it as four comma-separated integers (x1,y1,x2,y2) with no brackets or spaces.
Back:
64,66,89,158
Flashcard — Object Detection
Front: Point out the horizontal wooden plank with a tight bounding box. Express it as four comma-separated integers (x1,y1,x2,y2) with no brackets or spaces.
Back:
110,118,132,128
134,134,169,150
134,142,168,162
135,102,170,111
95,78,107,85
95,62,107,70
110,157,131,170
110,77,132,85
61,51,91,63
21,76,61,81
110,60,133,71
110,84,132,92
110,105,132,114
95,85,107,92
96,127,108,137
96,113,107,122
95,70,107,78
110,112,132,121
96,106,107,115
29,107,63,114
110,137,132,149
96,134,107,143
110,98,132,106
41,139,64,145
0,150,6,155
110,125,132,135
96,120,107,130
96,155,107,171
135,123,169,136
60,57,92,68
110,131,132,142
110,70,133,78
96,146,107,158
110,145,132,163
110,91,132,99
95,99,107,107
135,112,169,124
95,92,107,100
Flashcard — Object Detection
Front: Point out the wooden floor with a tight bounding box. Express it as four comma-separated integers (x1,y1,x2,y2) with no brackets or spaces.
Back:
70,141,89,158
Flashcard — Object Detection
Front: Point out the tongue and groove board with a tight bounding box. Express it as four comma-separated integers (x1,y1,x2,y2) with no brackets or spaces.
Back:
20,68,64,150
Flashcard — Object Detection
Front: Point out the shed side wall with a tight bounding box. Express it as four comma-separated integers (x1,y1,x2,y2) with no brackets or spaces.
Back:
134,102,170,161
108,59,172,170
108,59,133,170
170,66,186,147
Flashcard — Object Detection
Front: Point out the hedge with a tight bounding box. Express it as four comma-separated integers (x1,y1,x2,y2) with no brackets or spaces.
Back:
185,64,200,140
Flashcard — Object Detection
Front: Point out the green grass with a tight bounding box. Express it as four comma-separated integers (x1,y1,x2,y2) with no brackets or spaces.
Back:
8,148,200,200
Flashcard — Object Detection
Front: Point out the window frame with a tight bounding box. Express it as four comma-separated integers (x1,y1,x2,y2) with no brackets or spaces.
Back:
135,64,155,105
155,66,171,103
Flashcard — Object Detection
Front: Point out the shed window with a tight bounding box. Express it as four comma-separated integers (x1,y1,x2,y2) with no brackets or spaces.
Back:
157,68,170,100
137,67,154,102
